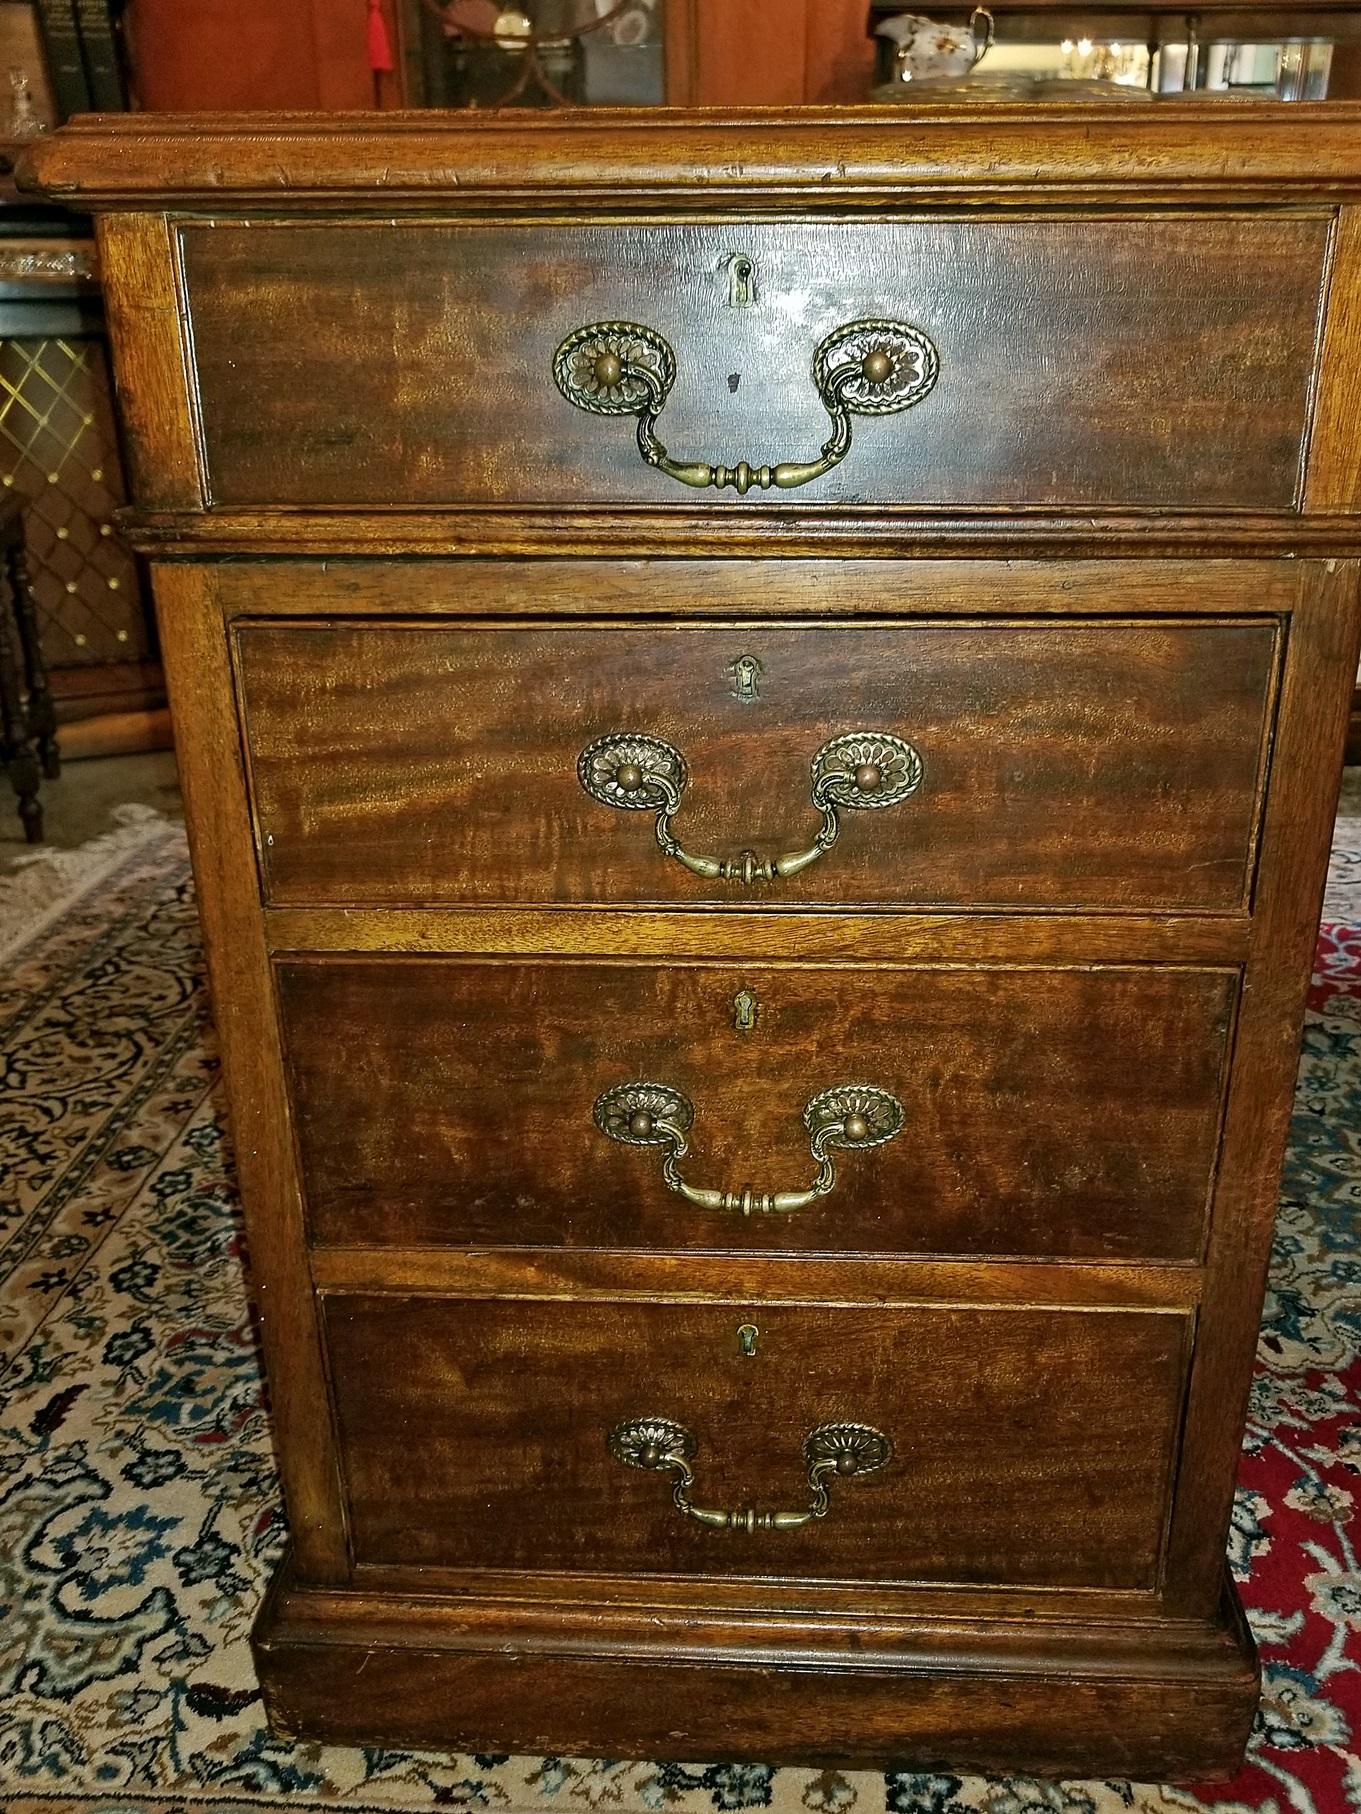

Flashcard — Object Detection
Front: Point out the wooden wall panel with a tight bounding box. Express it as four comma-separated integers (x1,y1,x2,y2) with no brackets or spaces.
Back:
682,0,871,105
125,0,383,110
803,0,876,104
689,0,806,106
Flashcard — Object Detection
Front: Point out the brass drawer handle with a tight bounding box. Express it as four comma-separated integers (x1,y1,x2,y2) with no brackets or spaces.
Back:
578,730,923,887
594,1080,905,1217
553,317,938,495
608,1415,892,1531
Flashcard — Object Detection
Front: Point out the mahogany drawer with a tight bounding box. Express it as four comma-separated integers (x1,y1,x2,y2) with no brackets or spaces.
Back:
279,957,1236,1261
322,1293,1190,1588
179,217,1326,512
236,616,1278,912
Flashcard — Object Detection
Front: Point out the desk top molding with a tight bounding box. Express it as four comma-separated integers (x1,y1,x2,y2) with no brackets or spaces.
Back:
25,104,1361,211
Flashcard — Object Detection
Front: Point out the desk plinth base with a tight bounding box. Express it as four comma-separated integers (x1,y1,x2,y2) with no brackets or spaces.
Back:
253,1555,1259,1780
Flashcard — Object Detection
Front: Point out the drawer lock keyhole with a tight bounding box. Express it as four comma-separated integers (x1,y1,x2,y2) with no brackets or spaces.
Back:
725,253,756,309
729,653,763,702
737,1324,759,1357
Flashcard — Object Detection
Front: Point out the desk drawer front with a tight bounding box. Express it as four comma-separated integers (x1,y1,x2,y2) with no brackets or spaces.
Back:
323,1294,1189,1588
280,957,1235,1261
237,618,1277,912
181,217,1325,512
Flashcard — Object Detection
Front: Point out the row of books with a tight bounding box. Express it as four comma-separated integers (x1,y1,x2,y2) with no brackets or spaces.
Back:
35,0,127,119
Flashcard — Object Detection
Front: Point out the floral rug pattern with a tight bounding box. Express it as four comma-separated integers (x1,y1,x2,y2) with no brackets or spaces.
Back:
2,805,1361,1814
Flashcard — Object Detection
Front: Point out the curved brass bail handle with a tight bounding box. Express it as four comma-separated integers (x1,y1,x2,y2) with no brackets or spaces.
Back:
552,317,939,497
608,1416,893,1531
593,1081,906,1218
631,354,853,496
577,730,925,888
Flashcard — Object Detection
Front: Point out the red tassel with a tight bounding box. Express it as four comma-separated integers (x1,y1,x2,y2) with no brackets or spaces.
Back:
367,0,395,73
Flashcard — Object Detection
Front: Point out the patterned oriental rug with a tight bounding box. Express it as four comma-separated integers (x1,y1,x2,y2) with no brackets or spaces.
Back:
3,787,1361,1814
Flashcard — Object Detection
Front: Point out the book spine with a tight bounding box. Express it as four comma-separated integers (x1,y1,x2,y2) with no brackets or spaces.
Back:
74,0,127,110
34,0,91,120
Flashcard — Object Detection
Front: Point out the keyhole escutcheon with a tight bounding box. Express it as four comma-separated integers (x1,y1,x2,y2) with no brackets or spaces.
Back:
729,654,763,702
725,253,756,309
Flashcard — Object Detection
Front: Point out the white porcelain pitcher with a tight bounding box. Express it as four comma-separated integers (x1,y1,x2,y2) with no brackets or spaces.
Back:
876,8,995,82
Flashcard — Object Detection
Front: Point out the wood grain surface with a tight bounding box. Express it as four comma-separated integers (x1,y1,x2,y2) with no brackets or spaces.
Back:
121,511,1361,559
308,1247,1204,1309
236,617,1278,912
94,216,204,511
152,567,348,1581
322,1293,1190,1587
215,555,1307,619
279,957,1236,1261
181,217,1326,511
1306,206,1361,511
255,1562,1258,1776
1163,560,1361,1610
266,905,1251,963
24,104,1361,211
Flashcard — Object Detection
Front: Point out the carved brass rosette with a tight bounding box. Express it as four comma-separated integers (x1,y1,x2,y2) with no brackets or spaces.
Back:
803,1422,894,1478
812,318,939,416
577,732,686,812
607,1415,696,1470
553,321,676,416
811,732,924,811
593,1081,694,1145
803,1084,906,1150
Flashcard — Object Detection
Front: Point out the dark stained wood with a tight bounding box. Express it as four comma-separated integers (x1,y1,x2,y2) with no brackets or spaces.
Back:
255,1646,1257,1782
29,111,1361,1777
280,958,1236,1261
118,509,1361,559
255,1563,1259,1776
237,616,1279,913
181,217,1325,512
322,1293,1190,1587
308,1246,1204,1309
266,905,1252,964
1163,560,1361,1613
218,555,1308,619
152,565,349,1583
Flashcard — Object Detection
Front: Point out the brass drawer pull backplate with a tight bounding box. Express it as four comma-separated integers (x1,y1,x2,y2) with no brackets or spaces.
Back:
578,729,923,887
553,317,938,495
594,1080,905,1217
608,1415,893,1531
